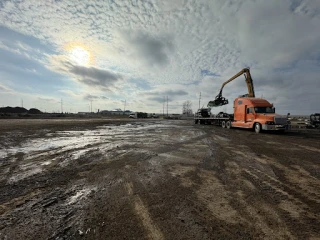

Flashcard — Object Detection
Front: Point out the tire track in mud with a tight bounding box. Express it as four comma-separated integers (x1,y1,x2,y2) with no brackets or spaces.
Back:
195,134,271,238
229,149,320,207
156,127,265,239
193,127,319,239
124,181,164,240
245,164,320,206
241,167,320,238
115,127,253,239
96,150,165,240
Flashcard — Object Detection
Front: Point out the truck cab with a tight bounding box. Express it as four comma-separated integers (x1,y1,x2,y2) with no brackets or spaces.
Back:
232,97,288,133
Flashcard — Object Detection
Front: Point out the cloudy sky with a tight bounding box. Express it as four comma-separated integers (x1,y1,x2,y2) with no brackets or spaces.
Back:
0,0,319,114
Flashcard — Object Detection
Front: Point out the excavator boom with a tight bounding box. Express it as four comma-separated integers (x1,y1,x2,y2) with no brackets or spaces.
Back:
208,68,255,107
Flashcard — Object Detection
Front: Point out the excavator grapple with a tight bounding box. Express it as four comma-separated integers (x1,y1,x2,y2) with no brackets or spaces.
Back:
207,96,229,107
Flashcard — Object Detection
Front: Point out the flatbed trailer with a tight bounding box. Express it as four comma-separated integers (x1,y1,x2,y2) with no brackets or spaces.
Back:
194,116,230,123
194,110,234,128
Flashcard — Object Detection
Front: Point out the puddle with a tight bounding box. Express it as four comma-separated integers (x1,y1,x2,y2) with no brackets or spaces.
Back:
41,160,52,166
1,121,190,183
8,165,43,184
67,187,96,205
214,135,230,142
0,151,7,159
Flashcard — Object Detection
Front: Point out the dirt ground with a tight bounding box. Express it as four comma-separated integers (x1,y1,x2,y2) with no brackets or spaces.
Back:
0,119,319,240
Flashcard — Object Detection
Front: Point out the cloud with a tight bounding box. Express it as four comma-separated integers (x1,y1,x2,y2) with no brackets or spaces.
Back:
0,38,45,64
69,64,122,89
147,96,167,103
0,84,14,93
142,89,188,103
120,30,174,67
144,89,188,97
83,94,110,101
58,89,81,98
48,55,123,91
38,97,56,103
25,68,40,75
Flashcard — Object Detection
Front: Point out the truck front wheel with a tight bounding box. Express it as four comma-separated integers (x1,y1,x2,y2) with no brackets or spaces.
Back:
254,123,261,133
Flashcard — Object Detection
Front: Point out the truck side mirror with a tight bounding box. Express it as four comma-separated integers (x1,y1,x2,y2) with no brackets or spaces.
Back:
287,113,290,116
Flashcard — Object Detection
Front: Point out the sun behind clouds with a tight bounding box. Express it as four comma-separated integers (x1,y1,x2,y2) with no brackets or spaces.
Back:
65,43,93,66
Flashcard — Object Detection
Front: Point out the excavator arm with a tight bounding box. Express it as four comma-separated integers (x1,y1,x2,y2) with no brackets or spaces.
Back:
207,68,255,107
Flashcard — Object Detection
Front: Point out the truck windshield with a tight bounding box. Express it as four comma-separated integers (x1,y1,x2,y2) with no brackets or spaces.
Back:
254,107,275,113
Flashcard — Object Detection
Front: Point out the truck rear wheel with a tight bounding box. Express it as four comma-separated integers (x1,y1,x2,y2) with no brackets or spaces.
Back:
226,121,231,129
254,123,261,133
222,121,226,128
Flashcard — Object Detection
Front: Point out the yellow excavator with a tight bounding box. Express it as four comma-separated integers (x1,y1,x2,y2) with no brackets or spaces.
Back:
208,68,255,107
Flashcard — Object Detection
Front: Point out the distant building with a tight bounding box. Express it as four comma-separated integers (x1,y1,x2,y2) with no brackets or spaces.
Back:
77,112,91,115
100,110,110,114
100,109,132,115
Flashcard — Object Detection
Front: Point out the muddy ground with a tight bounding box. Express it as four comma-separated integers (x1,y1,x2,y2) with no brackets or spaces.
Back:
0,119,319,240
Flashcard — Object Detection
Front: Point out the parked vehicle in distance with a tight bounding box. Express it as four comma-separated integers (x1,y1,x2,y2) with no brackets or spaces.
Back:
129,113,137,118
128,112,148,119
306,113,320,128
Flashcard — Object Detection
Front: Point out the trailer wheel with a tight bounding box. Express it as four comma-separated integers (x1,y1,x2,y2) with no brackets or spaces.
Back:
254,123,261,133
226,121,231,129
222,121,226,128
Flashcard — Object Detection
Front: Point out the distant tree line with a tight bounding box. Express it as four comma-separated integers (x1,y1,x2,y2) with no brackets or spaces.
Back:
0,107,42,114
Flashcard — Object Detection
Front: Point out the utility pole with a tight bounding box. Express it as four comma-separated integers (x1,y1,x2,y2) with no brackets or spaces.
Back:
90,100,93,113
167,96,168,116
60,98,63,113
199,92,201,109
163,96,165,116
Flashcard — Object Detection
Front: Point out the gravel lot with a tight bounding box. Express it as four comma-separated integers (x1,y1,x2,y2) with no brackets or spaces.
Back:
0,119,319,240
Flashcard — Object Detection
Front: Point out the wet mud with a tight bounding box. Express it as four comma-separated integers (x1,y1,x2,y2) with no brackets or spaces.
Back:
0,119,319,239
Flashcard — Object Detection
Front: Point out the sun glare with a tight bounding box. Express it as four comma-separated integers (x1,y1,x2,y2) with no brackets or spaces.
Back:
69,46,91,66
64,43,92,66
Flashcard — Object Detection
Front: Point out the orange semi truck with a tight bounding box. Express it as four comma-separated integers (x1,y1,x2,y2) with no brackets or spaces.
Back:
194,68,290,133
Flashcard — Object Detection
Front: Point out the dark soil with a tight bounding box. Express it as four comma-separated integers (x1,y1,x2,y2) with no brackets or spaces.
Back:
0,119,319,239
